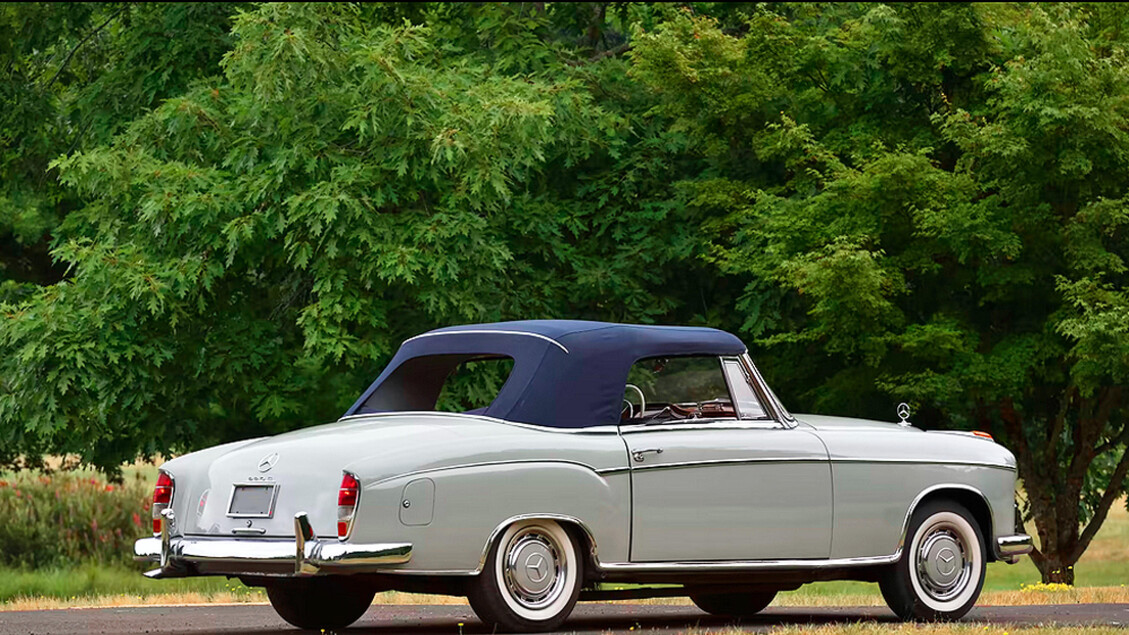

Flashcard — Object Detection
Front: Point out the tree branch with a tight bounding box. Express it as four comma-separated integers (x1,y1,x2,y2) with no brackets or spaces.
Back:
45,5,128,89
1045,385,1075,462
1094,419,1129,457
1065,393,1099,501
1072,444,1129,562
565,42,631,67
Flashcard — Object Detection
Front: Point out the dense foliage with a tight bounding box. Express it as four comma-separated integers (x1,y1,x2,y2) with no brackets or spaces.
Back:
1,2,1127,583
0,469,150,568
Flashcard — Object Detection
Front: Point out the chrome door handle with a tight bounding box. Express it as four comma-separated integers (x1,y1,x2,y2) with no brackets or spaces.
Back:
632,448,664,463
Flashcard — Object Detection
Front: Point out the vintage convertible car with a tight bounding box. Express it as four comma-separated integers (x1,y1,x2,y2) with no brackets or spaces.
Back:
134,320,1032,631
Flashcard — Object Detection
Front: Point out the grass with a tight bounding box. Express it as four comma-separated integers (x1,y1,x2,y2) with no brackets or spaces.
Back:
0,564,265,607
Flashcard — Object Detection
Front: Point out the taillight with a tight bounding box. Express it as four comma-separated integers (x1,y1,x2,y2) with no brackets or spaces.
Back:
152,471,174,534
337,473,359,539
972,430,994,441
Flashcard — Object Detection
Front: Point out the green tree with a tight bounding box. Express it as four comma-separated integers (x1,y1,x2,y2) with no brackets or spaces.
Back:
4,1,1128,586
0,3,240,299
629,4,1129,583
0,3,690,473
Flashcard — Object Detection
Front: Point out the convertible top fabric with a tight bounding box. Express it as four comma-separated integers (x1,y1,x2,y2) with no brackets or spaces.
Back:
344,320,747,428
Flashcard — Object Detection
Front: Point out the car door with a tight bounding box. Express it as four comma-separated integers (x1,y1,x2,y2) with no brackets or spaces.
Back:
620,356,832,562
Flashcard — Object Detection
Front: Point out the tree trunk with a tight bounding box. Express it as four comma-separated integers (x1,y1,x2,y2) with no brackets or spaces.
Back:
1033,553,1076,585
996,388,1128,586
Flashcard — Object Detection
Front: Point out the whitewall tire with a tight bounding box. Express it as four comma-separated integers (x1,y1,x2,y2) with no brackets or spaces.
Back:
880,500,986,621
467,519,583,632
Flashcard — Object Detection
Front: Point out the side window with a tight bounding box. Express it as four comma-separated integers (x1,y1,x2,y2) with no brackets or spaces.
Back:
722,359,769,420
621,356,737,423
357,353,514,415
436,356,515,413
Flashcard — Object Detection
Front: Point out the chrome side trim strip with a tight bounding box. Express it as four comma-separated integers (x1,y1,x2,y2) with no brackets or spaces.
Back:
601,456,1007,474
595,467,632,476
832,458,1016,471
404,329,570,353
595,554,899,572
370,459,620,487
627,457,828,473
618,420,783,433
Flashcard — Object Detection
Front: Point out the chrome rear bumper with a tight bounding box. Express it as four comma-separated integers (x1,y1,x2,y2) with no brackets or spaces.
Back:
134,510,411,578
994,533,1033,564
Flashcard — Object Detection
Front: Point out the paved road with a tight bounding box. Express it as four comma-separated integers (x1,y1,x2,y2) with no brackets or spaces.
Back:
1,603,1126,634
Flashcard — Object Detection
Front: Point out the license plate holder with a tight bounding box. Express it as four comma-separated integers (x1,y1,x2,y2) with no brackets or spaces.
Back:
226,484,279,518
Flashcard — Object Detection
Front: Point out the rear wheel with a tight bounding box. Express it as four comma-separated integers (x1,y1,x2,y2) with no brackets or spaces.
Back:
690,591,776,617
880,499,986,621
266,577,375,631
467,519,583,633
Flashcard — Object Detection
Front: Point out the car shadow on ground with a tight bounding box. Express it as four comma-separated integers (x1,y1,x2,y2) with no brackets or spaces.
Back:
342,607,900,635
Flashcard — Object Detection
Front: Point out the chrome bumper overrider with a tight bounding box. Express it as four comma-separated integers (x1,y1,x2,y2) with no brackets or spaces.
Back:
995,534,1033,564
133,510,411,578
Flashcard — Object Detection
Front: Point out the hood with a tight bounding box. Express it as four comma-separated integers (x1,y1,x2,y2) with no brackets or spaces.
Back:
794,413,918,432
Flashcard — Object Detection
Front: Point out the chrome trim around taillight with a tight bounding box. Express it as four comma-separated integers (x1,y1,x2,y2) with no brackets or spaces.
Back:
151,470,174,536
337,471,360,541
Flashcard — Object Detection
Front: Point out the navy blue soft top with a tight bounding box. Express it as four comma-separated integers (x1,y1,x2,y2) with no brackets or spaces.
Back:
344,320,747,428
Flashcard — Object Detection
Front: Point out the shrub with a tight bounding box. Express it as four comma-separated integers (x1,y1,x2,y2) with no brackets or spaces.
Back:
0,469,151,568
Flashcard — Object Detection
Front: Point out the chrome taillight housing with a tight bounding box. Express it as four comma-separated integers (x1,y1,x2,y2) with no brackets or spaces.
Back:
337,472,359,539
152,471,174,534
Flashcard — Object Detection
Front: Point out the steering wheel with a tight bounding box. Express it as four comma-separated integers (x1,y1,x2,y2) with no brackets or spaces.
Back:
624,383,646,419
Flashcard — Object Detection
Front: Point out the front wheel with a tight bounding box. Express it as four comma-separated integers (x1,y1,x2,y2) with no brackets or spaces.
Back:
467,519,583,633
690,590,776,617
266,577,375,631
880,499,986,621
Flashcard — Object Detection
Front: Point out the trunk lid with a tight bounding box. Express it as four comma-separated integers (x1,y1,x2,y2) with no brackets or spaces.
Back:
179,416,445,538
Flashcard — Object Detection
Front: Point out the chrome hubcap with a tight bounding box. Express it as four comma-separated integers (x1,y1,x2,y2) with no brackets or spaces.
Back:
503,528,565,610
915,523,971,602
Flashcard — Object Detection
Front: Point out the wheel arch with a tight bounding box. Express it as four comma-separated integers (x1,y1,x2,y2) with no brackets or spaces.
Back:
477,513,599,576
901,484,995,562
